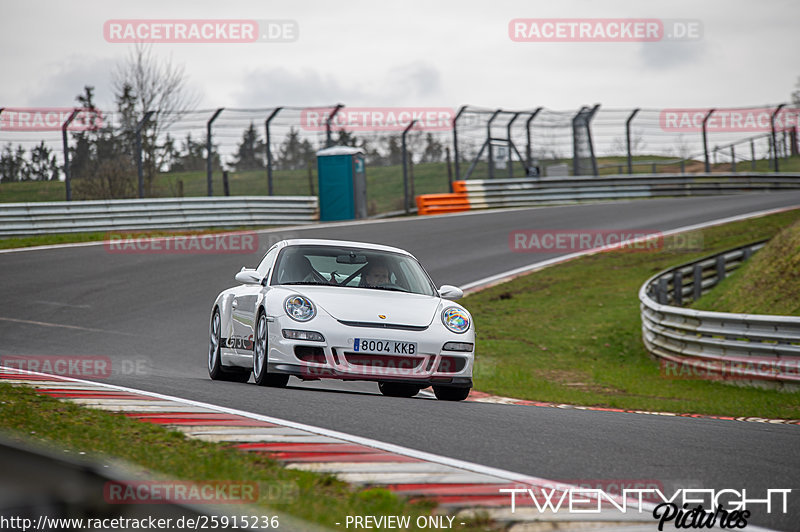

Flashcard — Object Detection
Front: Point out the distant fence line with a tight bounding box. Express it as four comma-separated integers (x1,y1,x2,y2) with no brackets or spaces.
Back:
0,103,798,202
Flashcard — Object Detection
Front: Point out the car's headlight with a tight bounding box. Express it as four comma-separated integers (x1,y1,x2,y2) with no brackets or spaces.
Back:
441,307,470,334
284,295,316,322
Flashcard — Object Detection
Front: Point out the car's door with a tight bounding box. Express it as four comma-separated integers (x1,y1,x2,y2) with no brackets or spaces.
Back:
232,246,279,356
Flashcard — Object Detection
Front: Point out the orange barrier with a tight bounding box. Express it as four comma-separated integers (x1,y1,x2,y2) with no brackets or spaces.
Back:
415,181,471,215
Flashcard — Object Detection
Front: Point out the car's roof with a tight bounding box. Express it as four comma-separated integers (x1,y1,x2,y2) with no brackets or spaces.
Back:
278,239,414,257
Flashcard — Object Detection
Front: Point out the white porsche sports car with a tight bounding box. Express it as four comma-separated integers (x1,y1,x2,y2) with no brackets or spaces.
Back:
208,239,474,400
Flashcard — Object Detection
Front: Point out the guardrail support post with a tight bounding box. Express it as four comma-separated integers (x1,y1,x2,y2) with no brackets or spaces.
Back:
715,255,726,282
692,264,703,301
402,120,418,214
452,105,468,184
672,271,683,307
135,110,155,199
264,107,283,196
61,109,79,202
657,277,669,304
702,109,715,173
771,104,785,172
626,108,640,174
206,108,224,196
325,104,344,147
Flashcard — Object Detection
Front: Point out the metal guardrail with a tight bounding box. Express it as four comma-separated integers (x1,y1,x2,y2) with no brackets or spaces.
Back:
0,196,318,237
639,241,800,389
462,172,800,209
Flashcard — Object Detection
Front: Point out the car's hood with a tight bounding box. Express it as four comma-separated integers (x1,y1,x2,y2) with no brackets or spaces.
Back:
285,286,441,327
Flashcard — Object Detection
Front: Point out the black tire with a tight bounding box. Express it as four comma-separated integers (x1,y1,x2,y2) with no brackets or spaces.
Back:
433,385,471,401
208,309,251,383
378,382,422,398
253,310,290,388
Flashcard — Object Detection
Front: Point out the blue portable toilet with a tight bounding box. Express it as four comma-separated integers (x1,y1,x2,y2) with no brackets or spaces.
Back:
316,146,367,221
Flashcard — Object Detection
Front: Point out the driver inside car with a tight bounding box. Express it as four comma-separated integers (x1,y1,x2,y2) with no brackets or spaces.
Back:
360,262,390,287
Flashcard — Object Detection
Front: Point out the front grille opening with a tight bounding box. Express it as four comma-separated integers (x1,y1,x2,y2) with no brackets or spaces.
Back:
437,355,466,373
294,345,326,364
343,352,423,370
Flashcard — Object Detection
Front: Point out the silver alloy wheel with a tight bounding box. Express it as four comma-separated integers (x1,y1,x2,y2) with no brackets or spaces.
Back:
208,311,221,372
254,313,267,378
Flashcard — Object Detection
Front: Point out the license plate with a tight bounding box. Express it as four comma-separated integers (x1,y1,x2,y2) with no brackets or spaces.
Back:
353,338,417,355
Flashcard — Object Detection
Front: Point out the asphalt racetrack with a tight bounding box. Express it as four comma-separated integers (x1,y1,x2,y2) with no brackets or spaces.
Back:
2,193,800,530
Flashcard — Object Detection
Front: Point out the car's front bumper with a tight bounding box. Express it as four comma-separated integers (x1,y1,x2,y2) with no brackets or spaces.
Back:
267,312,474,388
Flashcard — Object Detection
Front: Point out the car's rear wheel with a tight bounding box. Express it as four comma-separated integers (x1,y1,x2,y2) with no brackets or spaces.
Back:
378,382,422,398
253,310,290,388
433,385,470,401
208,309,250,383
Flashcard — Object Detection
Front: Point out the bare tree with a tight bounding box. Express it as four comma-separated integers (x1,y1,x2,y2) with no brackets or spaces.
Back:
112,44,200,195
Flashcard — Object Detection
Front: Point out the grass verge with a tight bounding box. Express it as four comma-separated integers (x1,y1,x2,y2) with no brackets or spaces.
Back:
0,382,494,531
462,209,800,419
691,218,800,316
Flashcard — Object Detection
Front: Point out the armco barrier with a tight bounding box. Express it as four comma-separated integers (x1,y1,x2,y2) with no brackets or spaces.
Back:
0,196,318,237
416,173,800,214
639,241,800,389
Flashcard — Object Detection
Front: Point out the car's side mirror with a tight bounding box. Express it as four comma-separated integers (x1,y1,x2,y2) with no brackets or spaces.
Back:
235,268,261,285
438,285,463,300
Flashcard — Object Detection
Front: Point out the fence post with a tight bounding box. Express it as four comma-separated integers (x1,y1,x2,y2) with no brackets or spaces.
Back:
61,109,79,202
487,110,501,179
525,107,543,175
626,108,640,174
750,139,756,171
585,104,600,176
771,104,786,172
572,106,587,177
506,112,520,178
264,107,282,196
325,104,344,147
730,144,736,173
452,105,468,184
702,109,715,173
222,170,230,196
402,120,418,214
135,110,155,199
206,108,224,196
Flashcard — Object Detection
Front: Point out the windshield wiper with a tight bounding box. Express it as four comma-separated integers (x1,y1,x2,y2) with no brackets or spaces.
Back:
279,281,331,286
366,286,410,293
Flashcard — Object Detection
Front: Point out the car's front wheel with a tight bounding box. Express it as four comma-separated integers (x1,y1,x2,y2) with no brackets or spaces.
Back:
253,310,290,388
433,385,470,401
208,309,250,383
378,382,422,398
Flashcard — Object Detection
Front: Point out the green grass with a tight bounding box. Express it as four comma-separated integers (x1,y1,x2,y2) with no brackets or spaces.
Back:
462,209,800,418
3,155,798,207
0,228,273,251
691,218,800,316
0,382,495,531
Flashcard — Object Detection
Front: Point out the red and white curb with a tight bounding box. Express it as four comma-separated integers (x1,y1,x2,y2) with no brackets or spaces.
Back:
0,367,664,531
464,391,800,426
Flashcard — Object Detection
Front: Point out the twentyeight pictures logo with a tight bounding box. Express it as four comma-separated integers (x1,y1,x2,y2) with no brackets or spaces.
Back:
104,19,298,43
509,18,703,42
0,108,102,131
300,107,455,132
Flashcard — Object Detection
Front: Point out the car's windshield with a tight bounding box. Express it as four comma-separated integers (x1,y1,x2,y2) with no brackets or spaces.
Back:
272,245,436,296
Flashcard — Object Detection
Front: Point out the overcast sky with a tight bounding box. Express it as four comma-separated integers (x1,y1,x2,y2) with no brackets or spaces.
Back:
2,0,798,112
